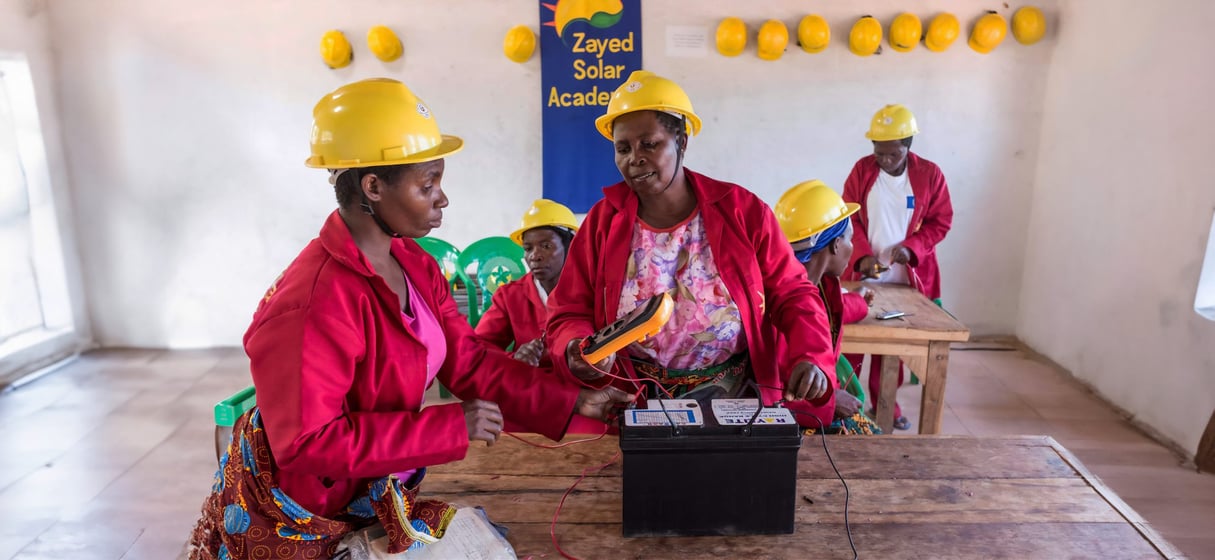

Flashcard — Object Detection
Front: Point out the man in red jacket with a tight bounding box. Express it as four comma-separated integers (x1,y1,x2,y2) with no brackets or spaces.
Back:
842,104,954,430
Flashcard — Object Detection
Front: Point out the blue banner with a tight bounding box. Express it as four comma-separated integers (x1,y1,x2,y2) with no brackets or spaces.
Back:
539,0,642,213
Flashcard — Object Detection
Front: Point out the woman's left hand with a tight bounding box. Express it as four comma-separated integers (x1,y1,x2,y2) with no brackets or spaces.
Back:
574,386,636,421
858,286,876,306
512,338,545,367
890,244,914,265
785,361,829,402
833,390,862,420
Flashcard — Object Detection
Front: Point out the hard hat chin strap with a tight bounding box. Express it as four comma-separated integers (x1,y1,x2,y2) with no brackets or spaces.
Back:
352,169,403,239
361,197,403,239
660,115,688,194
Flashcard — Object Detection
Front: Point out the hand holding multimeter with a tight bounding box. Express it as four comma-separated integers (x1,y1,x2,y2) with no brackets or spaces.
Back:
565,293,674,382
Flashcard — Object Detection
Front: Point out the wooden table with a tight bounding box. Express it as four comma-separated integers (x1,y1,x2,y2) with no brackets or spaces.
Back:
840,282,970,435
426,435,1182,559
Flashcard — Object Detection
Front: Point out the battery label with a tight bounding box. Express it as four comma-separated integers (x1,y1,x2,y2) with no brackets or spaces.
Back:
624,400,704,426
711,399,795,425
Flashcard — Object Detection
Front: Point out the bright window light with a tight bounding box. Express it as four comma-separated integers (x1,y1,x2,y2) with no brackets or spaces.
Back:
1196,209,1215,321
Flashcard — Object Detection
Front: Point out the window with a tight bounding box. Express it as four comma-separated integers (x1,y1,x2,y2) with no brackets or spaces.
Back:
0,56,76,379
1197,209,1215,321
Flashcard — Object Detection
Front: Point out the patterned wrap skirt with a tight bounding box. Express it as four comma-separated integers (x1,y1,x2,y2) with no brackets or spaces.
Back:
186,408,456,559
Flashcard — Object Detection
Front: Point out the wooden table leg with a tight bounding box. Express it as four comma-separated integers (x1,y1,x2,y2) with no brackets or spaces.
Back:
918,340,951,434
877,355,899,434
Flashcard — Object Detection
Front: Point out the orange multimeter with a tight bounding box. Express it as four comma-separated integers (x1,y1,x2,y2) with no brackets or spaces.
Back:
580,292,674,364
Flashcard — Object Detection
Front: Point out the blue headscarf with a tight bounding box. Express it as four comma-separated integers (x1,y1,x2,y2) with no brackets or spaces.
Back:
793,219,850,264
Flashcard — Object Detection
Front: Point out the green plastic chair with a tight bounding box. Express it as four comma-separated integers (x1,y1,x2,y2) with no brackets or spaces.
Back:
836,355,866,406
214,385,257,463
458,236,527,326
415,236,479,324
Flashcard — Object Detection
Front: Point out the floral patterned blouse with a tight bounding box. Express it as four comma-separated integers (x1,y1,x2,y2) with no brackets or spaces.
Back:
618,211,745,370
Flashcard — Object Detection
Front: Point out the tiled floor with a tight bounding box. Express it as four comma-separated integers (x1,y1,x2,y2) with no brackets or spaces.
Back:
0,345,1212,559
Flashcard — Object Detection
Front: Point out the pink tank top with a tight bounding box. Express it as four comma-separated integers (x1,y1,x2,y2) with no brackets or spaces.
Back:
395,271,447,483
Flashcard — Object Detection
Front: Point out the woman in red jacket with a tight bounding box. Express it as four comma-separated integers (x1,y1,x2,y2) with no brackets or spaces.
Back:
186,79,631,560
842,104,954,430
475,199,579,367
546,70,836,418
775,180,881,435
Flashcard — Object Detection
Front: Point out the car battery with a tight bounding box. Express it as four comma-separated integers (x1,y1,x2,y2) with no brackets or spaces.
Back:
618,399,802,537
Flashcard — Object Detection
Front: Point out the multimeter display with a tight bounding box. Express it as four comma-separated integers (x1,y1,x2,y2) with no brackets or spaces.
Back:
581,293,674,364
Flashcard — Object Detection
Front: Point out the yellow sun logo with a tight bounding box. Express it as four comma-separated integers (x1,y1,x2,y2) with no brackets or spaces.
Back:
543,0,624,39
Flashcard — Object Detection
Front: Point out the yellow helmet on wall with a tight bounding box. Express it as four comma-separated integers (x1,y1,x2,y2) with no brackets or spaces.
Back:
796,15,830,53
865,104,919,142
1012,6,1047,45
715,17,747,57
511,199,580,244
969,12,1008,54
367,26,403,62
504,25,537,63
924,13,961,52
757,19,789,61
595,71,702,140
319,30,352,69
305,78,464,169
775,180,860,243
888,13,923,53
849,16,883,57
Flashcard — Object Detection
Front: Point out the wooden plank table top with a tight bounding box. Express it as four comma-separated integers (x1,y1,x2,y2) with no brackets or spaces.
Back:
840,282,970,435
427,434,1182,560
841,281,970,343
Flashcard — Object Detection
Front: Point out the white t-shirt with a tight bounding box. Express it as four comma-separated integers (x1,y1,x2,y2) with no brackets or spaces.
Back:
866,169,914,285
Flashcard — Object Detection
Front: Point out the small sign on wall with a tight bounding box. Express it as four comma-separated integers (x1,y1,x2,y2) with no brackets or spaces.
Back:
539,0,643,213
665,25,709,58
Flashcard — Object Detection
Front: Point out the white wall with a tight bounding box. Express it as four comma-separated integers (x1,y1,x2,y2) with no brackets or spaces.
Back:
1018,0,1215,453
48,0,1053,347
0,0,90,372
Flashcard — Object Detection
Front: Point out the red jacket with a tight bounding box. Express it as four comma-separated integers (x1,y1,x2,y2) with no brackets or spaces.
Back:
475,271,608,434
782,275,870,427
244,211,580,517
842,152,953,299
475,271,547,362
546,169,836,413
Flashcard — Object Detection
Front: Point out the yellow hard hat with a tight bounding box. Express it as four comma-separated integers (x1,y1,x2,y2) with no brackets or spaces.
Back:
305,78,464,169
849,16,883,57
1012,6,1046,45
595,70,702,140
888,13,923,53
715,17,747,57
503,25,537,63
757,20,789,61
367,26,403,62
796,15,830,53
924,13,961,52
865,104,919,142
319,30,352,69
969,12,1008,54
775,180,861,243
510,199,580,245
